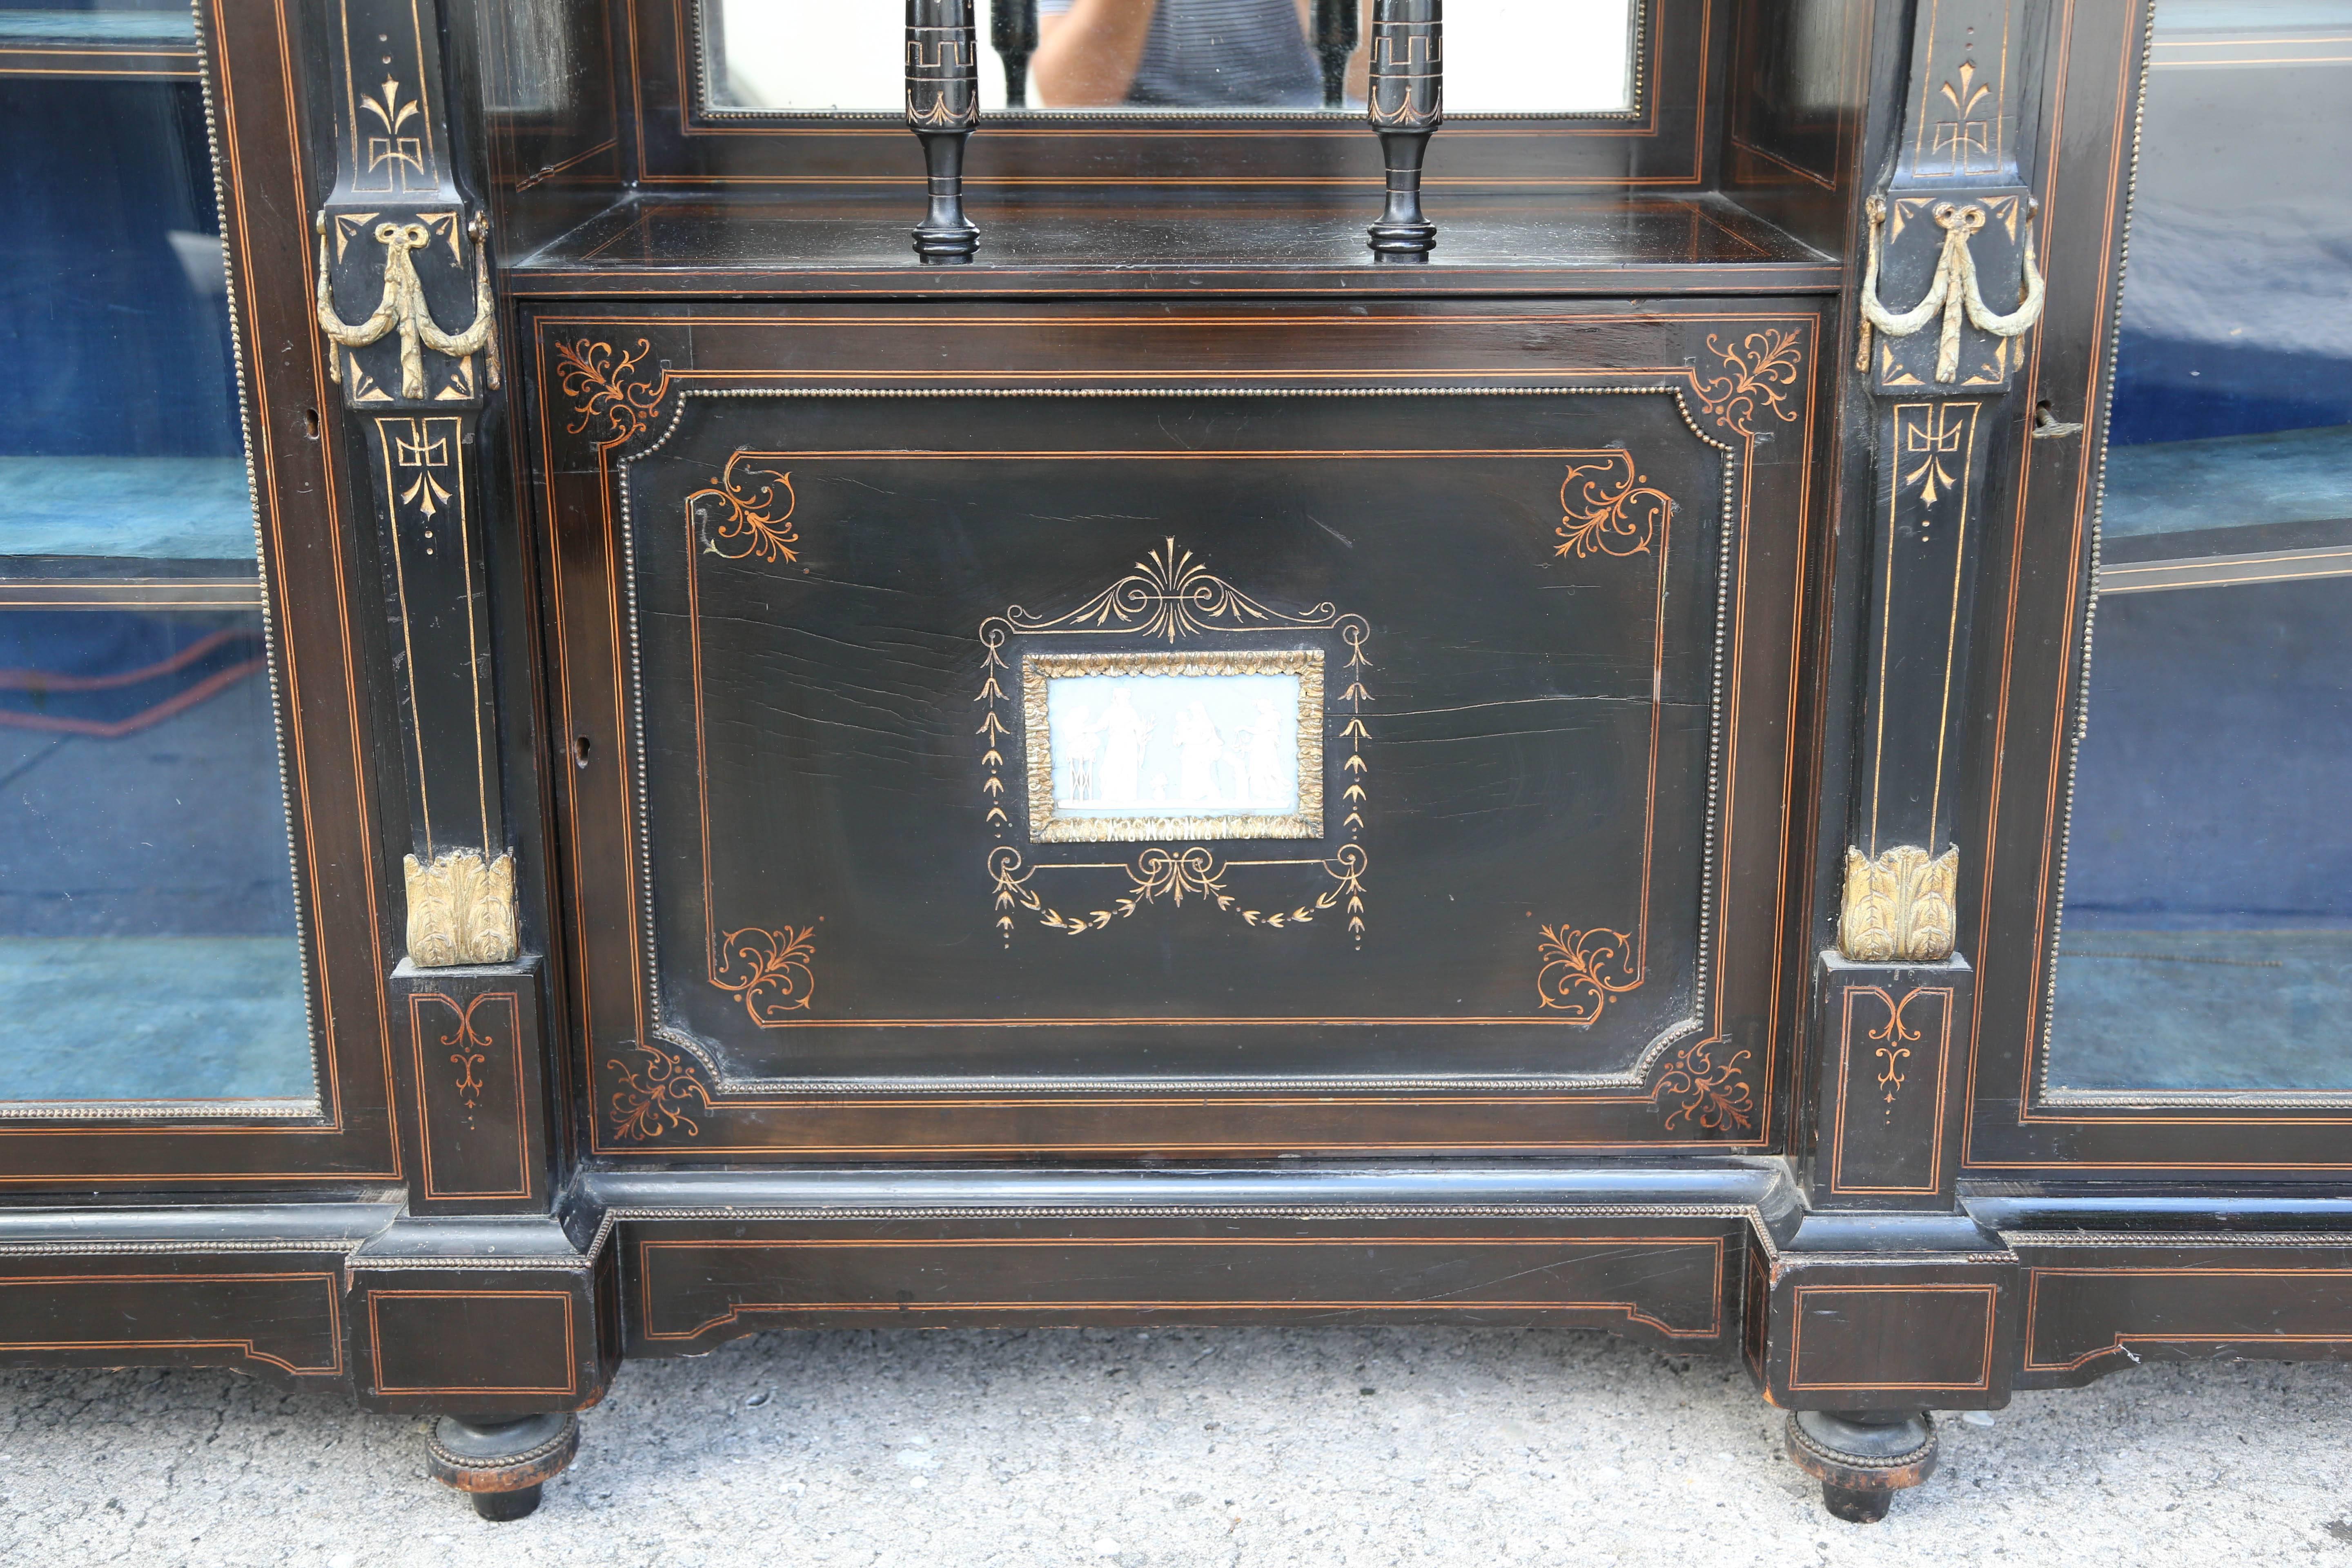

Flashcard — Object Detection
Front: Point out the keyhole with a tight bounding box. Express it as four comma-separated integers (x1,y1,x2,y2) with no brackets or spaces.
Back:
574,735,593,768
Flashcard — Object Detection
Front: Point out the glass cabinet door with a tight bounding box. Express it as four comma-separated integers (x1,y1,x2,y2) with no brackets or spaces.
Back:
0,0,313,1103
2045,0,2352,1095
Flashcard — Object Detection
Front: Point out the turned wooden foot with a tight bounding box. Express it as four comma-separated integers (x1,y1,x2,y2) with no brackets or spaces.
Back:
424,1411,579,1521
1784,1409,1937,1523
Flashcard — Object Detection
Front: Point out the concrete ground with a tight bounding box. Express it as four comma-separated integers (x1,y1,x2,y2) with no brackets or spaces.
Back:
2,1326,2347,1566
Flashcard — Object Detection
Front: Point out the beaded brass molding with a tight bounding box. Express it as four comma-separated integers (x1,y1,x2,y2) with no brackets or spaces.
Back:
1839,845,1959,964
403,849,518,967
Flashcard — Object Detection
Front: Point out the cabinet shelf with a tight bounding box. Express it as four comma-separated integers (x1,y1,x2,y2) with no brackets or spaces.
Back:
0,457,259,601
0,9,200,80
2097,424,2352,593
512,191,1840,298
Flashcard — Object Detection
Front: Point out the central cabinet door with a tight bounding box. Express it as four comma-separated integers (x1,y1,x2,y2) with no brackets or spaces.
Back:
523,301,1824,1158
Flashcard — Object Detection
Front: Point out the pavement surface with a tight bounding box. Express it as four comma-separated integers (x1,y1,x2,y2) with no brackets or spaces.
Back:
2,1325,2348,1566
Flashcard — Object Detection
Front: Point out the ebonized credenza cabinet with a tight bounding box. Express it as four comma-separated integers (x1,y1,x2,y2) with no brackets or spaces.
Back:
5,0,2348,1526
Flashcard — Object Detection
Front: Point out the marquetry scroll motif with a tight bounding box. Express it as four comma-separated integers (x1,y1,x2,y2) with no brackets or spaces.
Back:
607,1040,712,1143
1814,954,1970,1205
1657,1036,1755,1134
979,541,1372,948
1556,453,1670,559
390,955,546,1210
1839,845,1958,964
405,850,518,967
710,926,817,1025
1695,330,1805,437
554,338,671,450
690,457,799,563
1535,926,1640,1022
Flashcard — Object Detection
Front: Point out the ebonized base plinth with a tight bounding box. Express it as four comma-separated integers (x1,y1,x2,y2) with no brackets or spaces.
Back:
425,1412,580,1520
1784,1409,1938,1523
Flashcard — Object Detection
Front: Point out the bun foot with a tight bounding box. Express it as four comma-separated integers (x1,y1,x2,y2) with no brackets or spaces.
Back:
425,1411,579,1521
1784,1408,1937,1523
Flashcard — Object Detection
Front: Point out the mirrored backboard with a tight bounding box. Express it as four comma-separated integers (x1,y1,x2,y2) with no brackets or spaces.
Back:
705,0,1639,116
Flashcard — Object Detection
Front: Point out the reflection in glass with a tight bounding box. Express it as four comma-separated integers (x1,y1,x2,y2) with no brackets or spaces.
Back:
2045,2,2352,1092
708,0,1635,114
0,20,314,1103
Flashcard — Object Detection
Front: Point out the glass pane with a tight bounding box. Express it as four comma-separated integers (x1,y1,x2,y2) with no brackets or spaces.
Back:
0,5,315,1104
2045,1,2352,1094
708,0,1636,114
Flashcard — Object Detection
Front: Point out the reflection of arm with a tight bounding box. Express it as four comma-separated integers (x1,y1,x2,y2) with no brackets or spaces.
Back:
1032,0,1160,107
1345,0,1370,102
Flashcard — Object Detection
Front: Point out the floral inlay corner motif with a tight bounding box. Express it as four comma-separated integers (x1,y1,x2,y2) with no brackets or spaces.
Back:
1695,328,1805,438
1557,452,1673,560
554,337,669,450
690,455,799,564
1657,1036,1755,1135
711,925,817,1026
1535,925,1642,1022
607,1040,712,1143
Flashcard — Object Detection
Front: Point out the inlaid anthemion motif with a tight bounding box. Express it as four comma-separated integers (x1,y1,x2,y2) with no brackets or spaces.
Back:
1839,844,1959,964
710,925,817,1025
1657,1036,1755,1134
1695,329,1804,437
1556,452,1671,559
403,849,517,967
987,843,1369,939
608,1040,712,1143
427,993,499,1112
688,456,799,563
1535,926,1642,1023
977,541,1372,947
1864,989,1927,1119
555,338,668,450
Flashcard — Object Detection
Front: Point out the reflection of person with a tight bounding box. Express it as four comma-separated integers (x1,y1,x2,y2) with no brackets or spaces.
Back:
1033,0,1323,109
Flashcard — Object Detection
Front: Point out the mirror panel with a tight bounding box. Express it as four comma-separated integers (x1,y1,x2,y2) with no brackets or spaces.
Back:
0,4,316,1105
2044,0,2352,1094
706,0,1638,116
